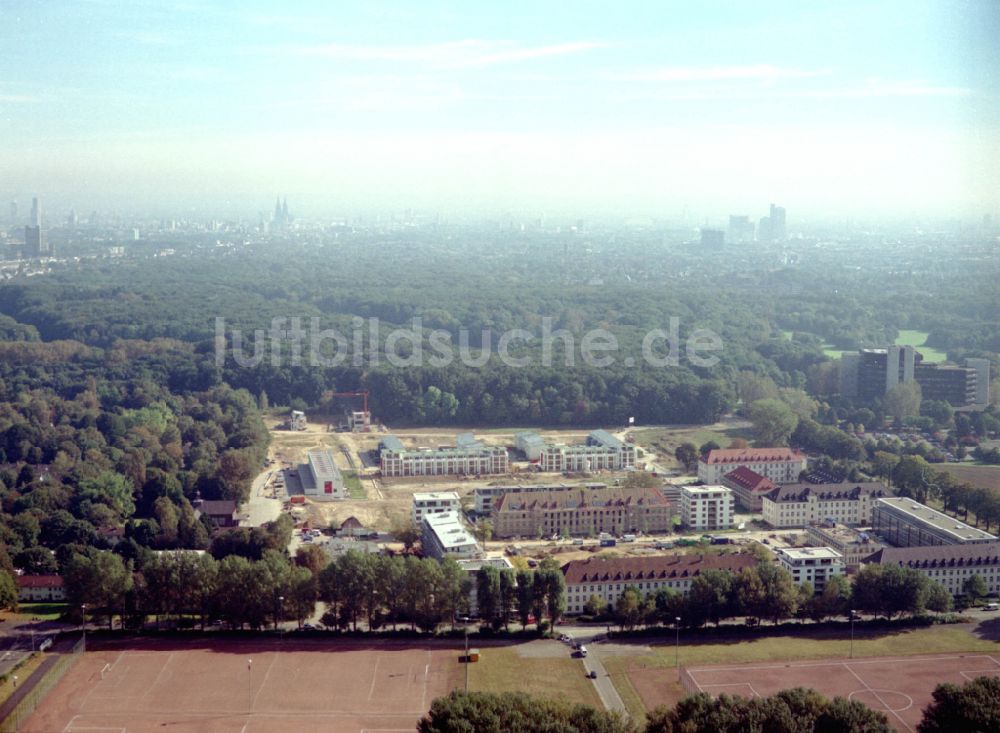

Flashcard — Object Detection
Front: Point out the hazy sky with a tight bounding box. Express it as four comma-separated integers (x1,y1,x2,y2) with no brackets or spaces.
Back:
2,1,998,220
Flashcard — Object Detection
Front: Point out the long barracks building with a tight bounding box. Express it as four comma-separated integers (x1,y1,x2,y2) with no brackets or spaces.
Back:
562,553,757,615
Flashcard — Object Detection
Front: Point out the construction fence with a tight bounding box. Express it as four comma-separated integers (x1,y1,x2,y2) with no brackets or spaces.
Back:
0,636,85,733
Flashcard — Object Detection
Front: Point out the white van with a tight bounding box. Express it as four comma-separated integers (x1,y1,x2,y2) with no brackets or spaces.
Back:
578,645,588,658
984,602,999,611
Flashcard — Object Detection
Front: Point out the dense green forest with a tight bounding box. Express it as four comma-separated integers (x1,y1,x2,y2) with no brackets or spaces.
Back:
0,227,995,609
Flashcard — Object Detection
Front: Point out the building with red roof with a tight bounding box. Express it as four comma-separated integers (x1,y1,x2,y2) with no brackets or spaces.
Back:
17,575,65,602
698,447,806,485
721,466,775,511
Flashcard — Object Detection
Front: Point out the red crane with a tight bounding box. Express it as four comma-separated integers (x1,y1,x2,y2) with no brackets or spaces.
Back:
328,390,369,414
328,390,372,431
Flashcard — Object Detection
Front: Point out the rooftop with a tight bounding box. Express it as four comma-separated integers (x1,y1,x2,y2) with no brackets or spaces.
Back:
495,485,668,513
307,450,341,481
588,429,625,449
722,466,774,493
866,542,1000,566
765,482,891,503
413,491,460,503
380,435,405,452
17,575,64,589
682,484,733,496
562,553,756,584
423,511,480,549
876,497,997,542
778,547,843,562
702,447,805,465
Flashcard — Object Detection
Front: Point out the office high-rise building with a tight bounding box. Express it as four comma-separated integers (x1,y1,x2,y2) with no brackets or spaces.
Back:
769,203,786,241
24,226,48,257
727,215,755,243
757,216,771,242
30,197,41,227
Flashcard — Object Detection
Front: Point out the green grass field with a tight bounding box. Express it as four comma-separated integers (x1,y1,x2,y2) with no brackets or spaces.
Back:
469,645,602,709
895,330,947,362
632,425,752,462
342,470,366,499
11,603,68,621
604,624,997,722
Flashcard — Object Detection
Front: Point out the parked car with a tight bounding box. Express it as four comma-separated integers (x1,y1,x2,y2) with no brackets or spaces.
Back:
588,670,598,679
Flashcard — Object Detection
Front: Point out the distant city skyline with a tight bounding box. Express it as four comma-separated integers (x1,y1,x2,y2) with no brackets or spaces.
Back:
1,1,998,219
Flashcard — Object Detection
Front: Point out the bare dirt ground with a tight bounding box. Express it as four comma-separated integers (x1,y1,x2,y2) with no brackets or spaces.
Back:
264,415,661,532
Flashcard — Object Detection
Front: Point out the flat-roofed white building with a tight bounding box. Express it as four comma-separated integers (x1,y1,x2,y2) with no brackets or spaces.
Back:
873,497,998,547
698,448,807,485
805,524,884,569
539,430,636,472
300,450,346,501
865,543,1000,596
776,547,844,594
380,435,509,477
457,556,515,614
761,483,892,528
421,511,482,560
412,491,461,525
680,485,734,531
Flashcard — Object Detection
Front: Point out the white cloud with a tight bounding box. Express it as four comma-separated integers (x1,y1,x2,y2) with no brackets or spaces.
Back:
603,64,826,83
290,39,606,69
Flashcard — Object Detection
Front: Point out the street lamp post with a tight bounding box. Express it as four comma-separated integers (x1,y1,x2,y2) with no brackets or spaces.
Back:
276,595,284,632
675,617,681,668
247,658,253,713
464,628,470,692
850,610,857,659
81,604,87,652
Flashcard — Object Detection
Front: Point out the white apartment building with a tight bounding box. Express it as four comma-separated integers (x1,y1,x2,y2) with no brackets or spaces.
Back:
865,543,1000,597
421,512,482,560
539,430,636,472
411,491,461,525
776,547,844,594
562,553,756,615
680,485,734,531
698,448,807,485
761,483,892,528
380,435,509,477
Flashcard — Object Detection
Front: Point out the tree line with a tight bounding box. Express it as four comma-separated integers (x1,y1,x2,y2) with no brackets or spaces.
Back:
419,675,1000,733
591,560,952,632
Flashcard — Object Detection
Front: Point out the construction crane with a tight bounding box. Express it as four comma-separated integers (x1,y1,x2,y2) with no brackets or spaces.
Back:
328,390,372,432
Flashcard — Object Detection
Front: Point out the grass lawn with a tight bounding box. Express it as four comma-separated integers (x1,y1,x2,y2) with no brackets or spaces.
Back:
10,603,68,621
604,624,998,722
895,330,947,363
0,652,47,705
342,470,366,499
469,645,602,709
632,426,752,459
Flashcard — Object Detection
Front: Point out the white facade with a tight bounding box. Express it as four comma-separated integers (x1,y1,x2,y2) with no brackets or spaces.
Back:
761,483,890,528
300,450,347,501
381,435,509,477
698,448,807,485
563,554,755,615
412,491,461,524
776,547,844,594
867,544,1000,597
680,485,734,531
421,511,482,560
539,430,636,472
